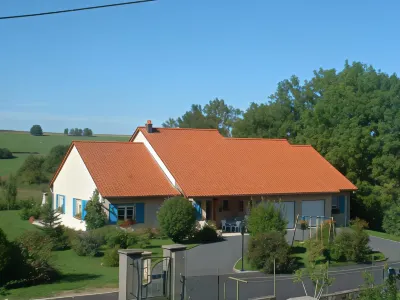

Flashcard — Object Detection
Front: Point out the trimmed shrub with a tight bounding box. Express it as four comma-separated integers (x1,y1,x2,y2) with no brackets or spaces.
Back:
195,225,219,243
106,230,129,249
0,148,13,159
247,201,287,236
19,198,41,220
84,190,107,230
157,197,196,243
71,232,101,257
330,228,371,263
382,203,400,236
248,232,295,274
102,247,119,267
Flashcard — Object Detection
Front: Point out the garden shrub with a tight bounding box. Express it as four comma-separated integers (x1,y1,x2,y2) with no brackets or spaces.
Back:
137,233,151,248
330,228,371,263
305,239,325,264
127,232,139,247
71,232,101,257
329,231,353,261
106,229,132,249
195,225,219,243
84,190,107,230
63,227,79,247
247,232,295,274
91,226,116,246
157,197,196,243
382,203,400,237
48,226,69,251
102,247,119,267
19,199,41,220
247,201,287,236
135,227,162,239
0,229,12,286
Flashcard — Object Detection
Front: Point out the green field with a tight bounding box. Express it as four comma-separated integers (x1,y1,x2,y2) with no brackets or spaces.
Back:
0,131,129,177
0,210,196,299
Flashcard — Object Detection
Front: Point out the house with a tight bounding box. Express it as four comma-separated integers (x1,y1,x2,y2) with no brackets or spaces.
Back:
50,121,357,231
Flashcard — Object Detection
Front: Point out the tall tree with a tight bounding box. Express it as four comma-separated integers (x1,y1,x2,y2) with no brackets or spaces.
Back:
233,61,400,230
64,128,68,135
30,125,43,136
43,145,69,173
163,99,242,136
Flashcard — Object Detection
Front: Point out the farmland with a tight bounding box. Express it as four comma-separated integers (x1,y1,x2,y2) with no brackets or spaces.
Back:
0,131,129,202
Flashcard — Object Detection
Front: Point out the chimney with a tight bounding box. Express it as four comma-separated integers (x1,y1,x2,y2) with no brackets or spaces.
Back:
145,120,153,133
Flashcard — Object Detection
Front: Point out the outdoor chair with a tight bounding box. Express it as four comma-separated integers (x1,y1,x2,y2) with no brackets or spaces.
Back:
231,220,242,232
221,220,230,232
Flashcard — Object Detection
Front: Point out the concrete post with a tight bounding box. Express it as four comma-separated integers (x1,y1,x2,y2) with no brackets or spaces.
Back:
162,244,187,300
118,249,144,300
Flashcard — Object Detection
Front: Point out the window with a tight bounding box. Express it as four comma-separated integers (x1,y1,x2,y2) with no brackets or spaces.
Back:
239,200,244,212
223,200,229,211
332,196,339,208
57,195,64,210
75,199,82,215
117,205,136,221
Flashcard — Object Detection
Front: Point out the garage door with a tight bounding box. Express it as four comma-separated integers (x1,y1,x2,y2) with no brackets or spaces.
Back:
301,200,325,226
274,202,295,229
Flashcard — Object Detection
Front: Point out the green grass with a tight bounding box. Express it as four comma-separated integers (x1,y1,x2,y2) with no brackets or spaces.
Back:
234,241,386,272
0,210,40,240
366,230,400,242
0,132,129,177
0,210,198,299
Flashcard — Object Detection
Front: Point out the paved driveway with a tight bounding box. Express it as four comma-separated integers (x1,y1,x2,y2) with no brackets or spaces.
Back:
368,236,400,262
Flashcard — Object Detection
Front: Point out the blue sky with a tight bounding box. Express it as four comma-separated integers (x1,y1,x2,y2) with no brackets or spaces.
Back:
1,0,400,134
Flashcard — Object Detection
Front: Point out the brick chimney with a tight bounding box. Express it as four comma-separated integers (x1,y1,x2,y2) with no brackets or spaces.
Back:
145,120,153,133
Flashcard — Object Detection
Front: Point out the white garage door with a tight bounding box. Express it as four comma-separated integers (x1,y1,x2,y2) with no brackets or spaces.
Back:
274,202,295,229
301,200,325,226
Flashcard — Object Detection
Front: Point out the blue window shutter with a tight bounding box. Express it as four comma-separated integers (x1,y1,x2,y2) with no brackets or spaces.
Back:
62,196,66,213
193,201,202,221
339,196,346,213
56,195,59,210
72,198,76,216
82,200,88,220
136,203,145,223
109,203,118,224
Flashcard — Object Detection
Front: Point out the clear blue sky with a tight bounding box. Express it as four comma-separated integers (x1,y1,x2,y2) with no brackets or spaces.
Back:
1,0,399,134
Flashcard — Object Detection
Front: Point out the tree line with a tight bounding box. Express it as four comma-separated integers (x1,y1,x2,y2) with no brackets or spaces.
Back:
162,61,400,233
64,128,93,136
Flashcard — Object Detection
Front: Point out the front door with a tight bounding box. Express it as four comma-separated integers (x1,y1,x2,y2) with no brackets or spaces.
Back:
205,200,212,220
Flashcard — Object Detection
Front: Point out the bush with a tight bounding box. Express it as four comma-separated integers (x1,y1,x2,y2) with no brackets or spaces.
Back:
71,232,101,256
102,247,119,267
18,155,47,184
84,190,107,230
135,227,162,239
0,148,13,159
137,233,151,248
106,230,129,249
19,201,41,220
330,228,371,263
305,239,325,264
63,227,79,248
248,232,295,274
195,225,219,243
382,203,400,236
157,197,196,243
247,201,287,236
0,229,12,286
90,226,116,246
127,232,139,247
47,226,69,251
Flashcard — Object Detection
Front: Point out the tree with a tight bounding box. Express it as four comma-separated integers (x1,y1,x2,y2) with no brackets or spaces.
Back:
84,189,107,230
77,128,83,136
232,61,400,230
162,118,178,128
83,128,93,136
43,145,69,173
382,202,400,236
162,99,242,136
157,197,196,243
69,128,75,136
2,174,17,210
30,125,43,136
0,148,13,159
247,200,287,236
41,199,61,229
18,155,47,184
64,128,68,135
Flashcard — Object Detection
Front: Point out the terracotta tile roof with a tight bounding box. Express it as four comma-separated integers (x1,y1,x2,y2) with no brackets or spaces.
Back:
132,127,357,197
51,141,179,198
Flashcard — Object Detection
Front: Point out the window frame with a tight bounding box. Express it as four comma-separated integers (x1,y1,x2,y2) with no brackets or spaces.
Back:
75,199,82,215
117,205,136,221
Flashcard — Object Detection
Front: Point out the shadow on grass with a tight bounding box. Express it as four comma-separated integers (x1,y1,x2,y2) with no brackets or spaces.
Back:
57,273,102,283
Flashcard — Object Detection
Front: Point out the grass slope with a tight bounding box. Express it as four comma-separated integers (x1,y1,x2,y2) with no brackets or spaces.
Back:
0,132,129,177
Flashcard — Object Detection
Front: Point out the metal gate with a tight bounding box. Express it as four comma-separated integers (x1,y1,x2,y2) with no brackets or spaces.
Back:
141,256,171,299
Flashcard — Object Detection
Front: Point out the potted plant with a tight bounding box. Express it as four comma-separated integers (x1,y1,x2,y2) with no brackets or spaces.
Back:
299,220,309,241
118,219,136,228
74,212,82,220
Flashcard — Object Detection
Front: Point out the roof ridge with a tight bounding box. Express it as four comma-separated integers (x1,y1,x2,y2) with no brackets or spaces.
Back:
73,140,132,144
139,126,219,132
226,138,288,141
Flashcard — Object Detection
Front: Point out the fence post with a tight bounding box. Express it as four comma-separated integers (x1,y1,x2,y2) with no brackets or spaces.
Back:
118,249,144,300
162,244,187,300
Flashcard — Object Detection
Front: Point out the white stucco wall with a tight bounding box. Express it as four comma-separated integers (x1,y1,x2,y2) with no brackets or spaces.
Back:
133,131,177,187
52,146,98,230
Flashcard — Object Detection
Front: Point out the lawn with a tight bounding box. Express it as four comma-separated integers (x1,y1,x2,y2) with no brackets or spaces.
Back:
0,132,129,177
0,210,197,299
366,230,400,242
234,241,386,272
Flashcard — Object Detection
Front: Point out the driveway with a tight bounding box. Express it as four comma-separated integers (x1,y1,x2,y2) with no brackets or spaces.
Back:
368,236,400,262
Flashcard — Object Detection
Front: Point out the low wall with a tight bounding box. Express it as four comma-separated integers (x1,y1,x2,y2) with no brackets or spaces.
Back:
249,296,276,300
320,288,360,300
